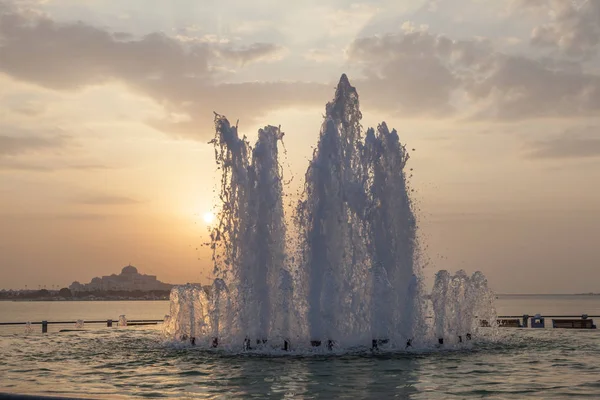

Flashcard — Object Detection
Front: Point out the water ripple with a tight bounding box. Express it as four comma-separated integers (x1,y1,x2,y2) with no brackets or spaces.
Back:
1,328,599,398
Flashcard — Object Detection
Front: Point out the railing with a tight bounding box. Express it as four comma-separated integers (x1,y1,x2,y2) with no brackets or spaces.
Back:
0,320,164,325
0,319,164,333
486,314,599,329
1,315,599,333
496,315,600,318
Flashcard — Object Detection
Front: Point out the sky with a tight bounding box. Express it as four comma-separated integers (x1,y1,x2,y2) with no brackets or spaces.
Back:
1,0,599,293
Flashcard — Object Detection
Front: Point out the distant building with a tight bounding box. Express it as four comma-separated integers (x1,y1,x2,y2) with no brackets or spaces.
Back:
69,265,173,292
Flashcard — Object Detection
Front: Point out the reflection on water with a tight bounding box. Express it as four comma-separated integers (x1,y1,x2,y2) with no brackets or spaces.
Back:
0,300,171,324
1,327,600,399
496,294,600,316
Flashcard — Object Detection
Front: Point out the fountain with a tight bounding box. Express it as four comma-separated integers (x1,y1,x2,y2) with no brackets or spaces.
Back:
163,74,496,351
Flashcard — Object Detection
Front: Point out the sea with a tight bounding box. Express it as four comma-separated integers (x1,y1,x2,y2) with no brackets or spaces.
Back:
1,295,599,399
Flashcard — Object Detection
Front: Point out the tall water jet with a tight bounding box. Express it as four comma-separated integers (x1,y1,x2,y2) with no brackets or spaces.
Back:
364,123,418,345
209,115,251,344
248,125,288,343
296,74,370,346
209,115,288,346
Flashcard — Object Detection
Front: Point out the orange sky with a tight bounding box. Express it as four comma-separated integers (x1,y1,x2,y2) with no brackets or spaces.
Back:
1,0,600,293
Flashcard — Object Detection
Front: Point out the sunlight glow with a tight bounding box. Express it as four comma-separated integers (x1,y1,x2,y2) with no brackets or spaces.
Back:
203,212,215,224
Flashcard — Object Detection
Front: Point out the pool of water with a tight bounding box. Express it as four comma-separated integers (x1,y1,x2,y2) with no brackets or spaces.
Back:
1,326,599,399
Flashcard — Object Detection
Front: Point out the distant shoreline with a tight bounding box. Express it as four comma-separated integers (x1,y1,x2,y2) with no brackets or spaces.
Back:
0,298,170,302
0,288,172,302
496,293,600,296
3,294,599,302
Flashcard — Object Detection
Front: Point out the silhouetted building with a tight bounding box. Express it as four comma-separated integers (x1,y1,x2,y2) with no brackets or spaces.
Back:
69,265,172,292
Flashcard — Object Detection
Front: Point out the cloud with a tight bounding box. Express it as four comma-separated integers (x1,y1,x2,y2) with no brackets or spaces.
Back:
347,27,491,116
77,195,142,205
0,12,213,90
325,3,380,37
347,25,600,119
67,164,112,170
0,126,110,172
0,132,67,155
7,101,47,116
528,127,600,159
305,48,335,63
513,0,600,58
0,8,326,139
4,2,599,135
0,212,119,221
146,80,330,137
0,159,55,171
215,43,287,66
0,159,111,172
466,55,600,119
53,213,118,221
231,20,276,35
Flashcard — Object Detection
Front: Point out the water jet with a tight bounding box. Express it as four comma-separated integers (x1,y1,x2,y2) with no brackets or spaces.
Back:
163,75,496,352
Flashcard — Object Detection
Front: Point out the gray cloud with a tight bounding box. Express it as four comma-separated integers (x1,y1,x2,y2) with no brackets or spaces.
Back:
528,127,600,159
51,213,118,221
77,195,141,205
347,28,492,116
0,127,111,171
467,55,600,120
3,2,600,140
0,12,213,90
0,159,55,171
0,212,118,221
0,8,326,140
514,0,600,58
8,101,47,116
0,132,67,155
146,80,330,137
304,48,338,62
215,43,286,66
0,159,112,172
347,26,600,120
67,164,112,171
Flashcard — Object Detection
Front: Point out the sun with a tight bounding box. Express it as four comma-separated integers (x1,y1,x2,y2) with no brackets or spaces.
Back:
203,212,215,224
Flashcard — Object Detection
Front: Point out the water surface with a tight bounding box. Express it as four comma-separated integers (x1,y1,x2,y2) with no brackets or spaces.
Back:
1,327,599,399
2,297,600,398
